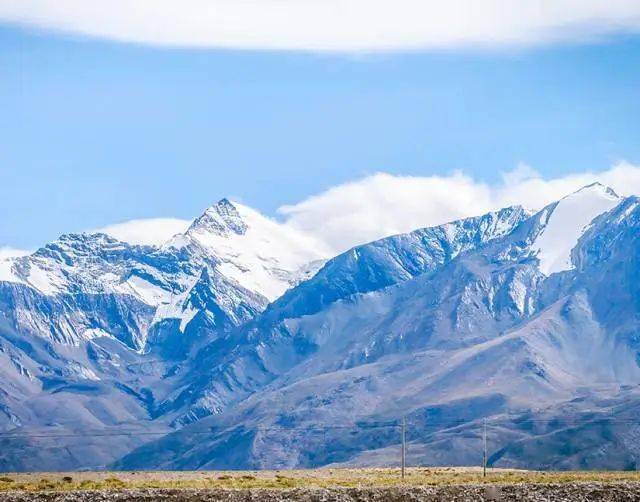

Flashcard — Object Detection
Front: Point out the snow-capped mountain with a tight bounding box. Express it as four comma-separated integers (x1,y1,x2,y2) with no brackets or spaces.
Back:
3,183,640,471
0,198,326,351
115,183,640,471
152,204,532,423
0,198,326,469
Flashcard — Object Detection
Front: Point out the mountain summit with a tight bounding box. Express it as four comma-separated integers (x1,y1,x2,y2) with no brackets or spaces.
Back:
166,198,328,300
530,182,621,275
187,198,249,236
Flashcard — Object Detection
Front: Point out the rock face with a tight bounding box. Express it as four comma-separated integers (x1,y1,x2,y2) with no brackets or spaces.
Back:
4,184,640,471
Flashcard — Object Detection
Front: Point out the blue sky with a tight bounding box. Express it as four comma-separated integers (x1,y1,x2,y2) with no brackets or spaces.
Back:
1,19,639,250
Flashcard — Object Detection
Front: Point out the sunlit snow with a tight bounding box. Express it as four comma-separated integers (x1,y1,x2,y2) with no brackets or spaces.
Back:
0,258,22,284
531,183,621,275
166,200,330,300
124,275,172,306
26,264,63,295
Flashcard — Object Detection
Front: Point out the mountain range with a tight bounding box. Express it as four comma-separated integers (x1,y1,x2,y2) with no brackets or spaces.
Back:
2,182,640,471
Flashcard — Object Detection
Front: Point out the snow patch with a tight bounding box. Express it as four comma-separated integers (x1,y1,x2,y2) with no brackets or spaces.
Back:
152,275,200,332
179,306,199,332
82,328,113,340
615,201,639,223
123,276,172,306
0,259,23,284
531,184,620,275
509,279,527,314
68,362,101,381
26,265,63,295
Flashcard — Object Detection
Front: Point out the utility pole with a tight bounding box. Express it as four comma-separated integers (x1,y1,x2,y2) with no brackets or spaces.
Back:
401,416,406,480
482,418,487,478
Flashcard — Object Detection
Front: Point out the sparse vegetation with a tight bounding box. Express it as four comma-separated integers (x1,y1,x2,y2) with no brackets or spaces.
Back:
1,468,640,492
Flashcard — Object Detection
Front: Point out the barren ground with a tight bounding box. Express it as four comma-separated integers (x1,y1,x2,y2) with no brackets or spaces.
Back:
2,468,640,500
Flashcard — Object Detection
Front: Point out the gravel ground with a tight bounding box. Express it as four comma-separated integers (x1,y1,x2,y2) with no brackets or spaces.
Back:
2,483,640,501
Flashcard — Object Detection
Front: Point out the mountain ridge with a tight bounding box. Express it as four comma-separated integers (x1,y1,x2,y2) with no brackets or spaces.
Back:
1,184,638,471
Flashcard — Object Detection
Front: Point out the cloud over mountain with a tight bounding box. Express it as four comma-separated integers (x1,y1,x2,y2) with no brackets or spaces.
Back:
0,247,31,260
2,1,640,51
25,162,640,256
279,162,640,253
94,218,191,246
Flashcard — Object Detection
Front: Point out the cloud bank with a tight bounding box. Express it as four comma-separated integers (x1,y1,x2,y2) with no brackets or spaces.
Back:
0,247,31,260
5,163,640,257
279,162,640,253
95,218,191,246
2,1,640,51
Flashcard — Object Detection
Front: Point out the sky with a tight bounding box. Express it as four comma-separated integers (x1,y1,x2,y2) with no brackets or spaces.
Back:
1,1,640,253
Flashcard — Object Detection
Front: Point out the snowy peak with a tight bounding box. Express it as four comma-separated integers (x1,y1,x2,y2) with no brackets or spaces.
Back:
188,198,248,237
166,199,329,301
0,232,126,295
531,183,621,275
574,181,619,199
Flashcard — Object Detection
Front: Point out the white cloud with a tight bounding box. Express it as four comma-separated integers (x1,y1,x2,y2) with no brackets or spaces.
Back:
2,1,640,51
5,163,640,256
279,162,640,253
0,247,31,260
95,218,191,246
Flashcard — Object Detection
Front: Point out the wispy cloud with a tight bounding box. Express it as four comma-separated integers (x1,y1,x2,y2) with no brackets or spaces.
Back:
7,163,640,255
0,247,31,260
279,162,640,253
94,218,191,246
2,1,640,51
